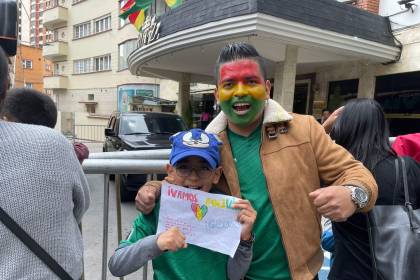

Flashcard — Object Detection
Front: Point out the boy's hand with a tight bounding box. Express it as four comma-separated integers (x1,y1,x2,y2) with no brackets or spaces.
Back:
156,227,188,252
135,183,161,214
232,199,257,241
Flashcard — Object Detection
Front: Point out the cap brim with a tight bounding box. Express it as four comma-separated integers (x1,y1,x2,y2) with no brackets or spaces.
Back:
170,150,217,169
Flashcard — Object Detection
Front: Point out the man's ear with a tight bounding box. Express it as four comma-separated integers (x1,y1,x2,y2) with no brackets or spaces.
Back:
265,80,271,99
212,166,223,185
213,88,220,104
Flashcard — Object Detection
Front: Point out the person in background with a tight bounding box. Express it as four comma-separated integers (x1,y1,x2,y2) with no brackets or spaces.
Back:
200,110,211,129
392,133,420,163
109,129,256,279
0,46,90,279
135,43,378,280
327,98,420,280
0,87,89,163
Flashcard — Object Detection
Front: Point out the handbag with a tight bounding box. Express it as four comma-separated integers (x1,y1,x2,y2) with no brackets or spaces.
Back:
0,206,74,280
367,157,420,280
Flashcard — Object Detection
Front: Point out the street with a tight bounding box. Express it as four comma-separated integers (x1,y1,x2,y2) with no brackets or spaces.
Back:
83,174,153,280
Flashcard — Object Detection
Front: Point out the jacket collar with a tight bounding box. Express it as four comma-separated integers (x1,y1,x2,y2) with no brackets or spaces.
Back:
206,99,293,134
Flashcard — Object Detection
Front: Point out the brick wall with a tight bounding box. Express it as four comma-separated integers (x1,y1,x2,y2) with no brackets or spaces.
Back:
354,0,380,14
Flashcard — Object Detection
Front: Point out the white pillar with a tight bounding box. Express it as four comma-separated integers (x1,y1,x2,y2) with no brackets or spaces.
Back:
357,63,375,99
272,45,298,112
176,73,191,124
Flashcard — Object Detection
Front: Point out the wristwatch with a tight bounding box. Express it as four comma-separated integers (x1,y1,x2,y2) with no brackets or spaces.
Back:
345,185,369,209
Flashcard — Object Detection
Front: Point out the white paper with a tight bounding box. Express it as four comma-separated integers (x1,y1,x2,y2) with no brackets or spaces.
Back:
157,182,241,257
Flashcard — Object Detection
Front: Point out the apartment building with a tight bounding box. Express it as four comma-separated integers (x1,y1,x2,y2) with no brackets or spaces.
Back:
17,0,31,45
29,0,47,47
14,44,53,91
42,0,185,126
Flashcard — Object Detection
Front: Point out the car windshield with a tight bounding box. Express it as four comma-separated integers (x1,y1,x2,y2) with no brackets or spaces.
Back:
120,115,187,135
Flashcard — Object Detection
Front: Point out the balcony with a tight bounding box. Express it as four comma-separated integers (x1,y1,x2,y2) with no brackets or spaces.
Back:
43,5,68,29
43,41,68,61
44,75,68,89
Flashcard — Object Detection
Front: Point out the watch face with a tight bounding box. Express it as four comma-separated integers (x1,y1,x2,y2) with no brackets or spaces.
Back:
354,188,368,203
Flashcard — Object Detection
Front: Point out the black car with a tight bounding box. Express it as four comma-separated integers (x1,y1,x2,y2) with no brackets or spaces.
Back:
103,111,187,201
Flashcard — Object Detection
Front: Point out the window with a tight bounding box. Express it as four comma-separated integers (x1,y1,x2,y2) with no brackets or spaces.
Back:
94,54,111,71
22,59,33,69
94,15,111,33
73,55,111,74
74,58,91,74
24,83,33,88
327,79,359,110
88,94,94,101
119,0,130,27
73,22,91,39
118,40,137,70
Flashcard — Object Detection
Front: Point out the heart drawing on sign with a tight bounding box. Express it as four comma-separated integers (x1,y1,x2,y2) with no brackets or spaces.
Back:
191,203,208,221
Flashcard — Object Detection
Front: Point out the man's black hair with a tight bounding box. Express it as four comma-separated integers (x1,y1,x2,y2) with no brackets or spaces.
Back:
322,108,331,113
0,46,9,101
214,42,267,83
1,88,58,128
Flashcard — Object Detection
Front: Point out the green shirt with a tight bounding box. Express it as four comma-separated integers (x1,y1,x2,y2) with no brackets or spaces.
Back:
120,202,228,280
228,125,291,280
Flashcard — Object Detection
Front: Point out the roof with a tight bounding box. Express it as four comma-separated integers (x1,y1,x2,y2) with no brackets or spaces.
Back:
159,0,396,47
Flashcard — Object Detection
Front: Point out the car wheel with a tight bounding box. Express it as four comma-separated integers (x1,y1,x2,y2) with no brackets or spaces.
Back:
119,175,136,202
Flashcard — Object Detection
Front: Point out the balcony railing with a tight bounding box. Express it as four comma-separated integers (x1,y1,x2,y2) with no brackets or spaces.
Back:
43,40,68,61
44,75,68,89
43,1,68,29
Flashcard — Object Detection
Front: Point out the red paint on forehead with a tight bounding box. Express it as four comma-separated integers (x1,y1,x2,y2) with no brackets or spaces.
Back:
219,59,264,83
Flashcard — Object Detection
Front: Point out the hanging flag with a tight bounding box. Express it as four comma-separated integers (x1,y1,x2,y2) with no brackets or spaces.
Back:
119,0,152,20
128,9,146,31
165,0,182,9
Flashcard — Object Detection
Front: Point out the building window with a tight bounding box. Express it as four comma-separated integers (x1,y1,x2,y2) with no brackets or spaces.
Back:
94,54,111,71
327,79,359,110
88,94,94,100
22,59,33,69
73,21,91,39
119,0,130,27
24,83,33,88
74,58,91,74
118,40,137,70
94,15,111,34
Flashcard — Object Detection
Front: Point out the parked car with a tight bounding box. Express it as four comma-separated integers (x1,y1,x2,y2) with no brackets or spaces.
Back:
103,111,187,201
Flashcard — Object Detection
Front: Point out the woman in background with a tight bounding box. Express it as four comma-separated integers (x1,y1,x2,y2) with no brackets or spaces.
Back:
327,98,420,280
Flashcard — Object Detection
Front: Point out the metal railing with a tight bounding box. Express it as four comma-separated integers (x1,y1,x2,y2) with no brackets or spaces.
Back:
74,124,107,143
83,150,170,280
83,138,397,280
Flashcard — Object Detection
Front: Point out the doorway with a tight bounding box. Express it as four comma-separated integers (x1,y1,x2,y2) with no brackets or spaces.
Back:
293,79,311,114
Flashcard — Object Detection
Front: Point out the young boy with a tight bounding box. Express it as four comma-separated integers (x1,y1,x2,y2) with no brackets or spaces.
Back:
0,87,89,163
108,129,256,279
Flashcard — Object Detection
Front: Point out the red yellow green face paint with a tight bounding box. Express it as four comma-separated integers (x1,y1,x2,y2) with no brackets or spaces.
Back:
216,59,268,126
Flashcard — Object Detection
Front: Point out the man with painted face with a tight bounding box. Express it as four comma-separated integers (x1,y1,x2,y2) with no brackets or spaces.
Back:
136,43,378,280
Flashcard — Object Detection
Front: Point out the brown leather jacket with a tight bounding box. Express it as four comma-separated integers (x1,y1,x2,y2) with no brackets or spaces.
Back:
205,99,378,280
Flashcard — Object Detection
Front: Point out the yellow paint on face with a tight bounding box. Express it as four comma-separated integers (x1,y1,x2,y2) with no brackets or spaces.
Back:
218,83,266,102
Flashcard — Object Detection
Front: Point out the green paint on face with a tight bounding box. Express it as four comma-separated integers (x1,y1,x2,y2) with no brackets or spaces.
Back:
220,96,265,127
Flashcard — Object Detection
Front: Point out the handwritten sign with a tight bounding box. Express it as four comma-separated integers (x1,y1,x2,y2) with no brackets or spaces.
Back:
157,182,241,257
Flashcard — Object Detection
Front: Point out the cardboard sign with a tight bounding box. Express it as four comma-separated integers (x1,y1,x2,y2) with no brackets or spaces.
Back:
157,182,241,257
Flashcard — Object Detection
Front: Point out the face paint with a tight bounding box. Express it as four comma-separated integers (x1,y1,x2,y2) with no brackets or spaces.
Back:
217,59,268,126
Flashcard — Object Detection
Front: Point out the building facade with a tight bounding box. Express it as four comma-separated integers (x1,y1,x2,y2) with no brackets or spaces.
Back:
14,44,52,91
42,0,187,126
127,0,419,135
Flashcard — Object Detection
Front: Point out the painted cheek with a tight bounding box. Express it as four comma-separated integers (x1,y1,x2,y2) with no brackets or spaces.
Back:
217,88,233,102
247,85,266,100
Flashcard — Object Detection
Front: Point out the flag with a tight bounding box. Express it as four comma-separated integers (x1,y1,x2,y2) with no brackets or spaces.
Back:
128,9,146,31
119,0,152,20
165,0,182,9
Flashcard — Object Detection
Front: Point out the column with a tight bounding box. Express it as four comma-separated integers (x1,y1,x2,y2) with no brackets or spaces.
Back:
176,73,192,126
357,63,375,99
272,45,298,112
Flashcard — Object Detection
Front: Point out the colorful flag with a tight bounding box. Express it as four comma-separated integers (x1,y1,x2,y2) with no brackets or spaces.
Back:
128,9,146,31
119,0,152,20
165,0,182,9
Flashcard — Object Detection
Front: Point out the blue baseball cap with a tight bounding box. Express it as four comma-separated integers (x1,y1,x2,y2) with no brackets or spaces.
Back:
169,129,222,169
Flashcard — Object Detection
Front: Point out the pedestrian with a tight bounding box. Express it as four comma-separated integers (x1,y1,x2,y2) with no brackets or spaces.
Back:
0,46,90,279
328,98,420,279
1,87,90,163
135,43,377,280
392,133,420,163
108,129,256,279
320,108,331,124
200,110,211,129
